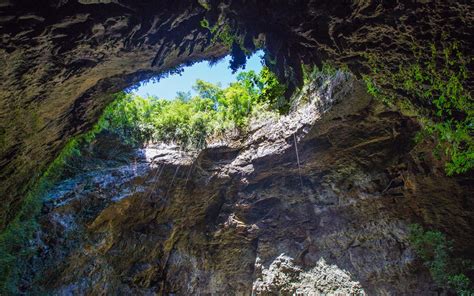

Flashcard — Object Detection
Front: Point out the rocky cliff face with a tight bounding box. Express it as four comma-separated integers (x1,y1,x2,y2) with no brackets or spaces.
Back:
1,0,472,229
22,76,473,295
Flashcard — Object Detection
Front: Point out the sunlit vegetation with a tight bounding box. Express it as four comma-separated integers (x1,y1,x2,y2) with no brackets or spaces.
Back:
363,42,473,176
409,224,473,295
97,67,286,148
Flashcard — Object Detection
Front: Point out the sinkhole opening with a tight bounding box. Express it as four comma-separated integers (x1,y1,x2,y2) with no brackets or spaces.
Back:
94,50,291,151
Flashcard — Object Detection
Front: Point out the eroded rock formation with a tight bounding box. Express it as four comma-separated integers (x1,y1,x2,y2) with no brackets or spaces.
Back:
22,76,473,295
1,0,473,229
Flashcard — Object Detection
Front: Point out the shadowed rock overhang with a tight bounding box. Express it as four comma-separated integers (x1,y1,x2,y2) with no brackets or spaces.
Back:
0,0,472,231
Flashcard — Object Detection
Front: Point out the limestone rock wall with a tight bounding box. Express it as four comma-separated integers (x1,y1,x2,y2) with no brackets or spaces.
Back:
24,77,473,295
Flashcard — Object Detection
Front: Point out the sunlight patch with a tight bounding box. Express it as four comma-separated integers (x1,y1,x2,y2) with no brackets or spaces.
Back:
253,254,365,295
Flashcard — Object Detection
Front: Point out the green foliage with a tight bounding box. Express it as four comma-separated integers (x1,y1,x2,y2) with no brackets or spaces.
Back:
0,139,83,294
200,18,236,49
364,43,473,175
303,63,338,83
99,67,285,149
197,0,210,10
95,92,157,147
0,188,42,294
199,17,252,73
408,224,473,295
257,67,288,114
449,274,473,296
0,114,106,294
200,18,211,30
363,75,380,97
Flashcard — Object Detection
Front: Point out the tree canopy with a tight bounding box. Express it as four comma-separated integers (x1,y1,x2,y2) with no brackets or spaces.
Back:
96,67,286,148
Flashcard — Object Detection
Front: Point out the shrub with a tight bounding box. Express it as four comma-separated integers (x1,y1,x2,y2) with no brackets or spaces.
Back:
408,224,473,295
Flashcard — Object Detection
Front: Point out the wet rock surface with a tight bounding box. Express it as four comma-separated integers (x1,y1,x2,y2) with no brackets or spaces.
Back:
1,0,473,228
23,78,474,295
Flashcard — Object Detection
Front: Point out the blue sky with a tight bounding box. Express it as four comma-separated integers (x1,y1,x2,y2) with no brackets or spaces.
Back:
133,50,264,99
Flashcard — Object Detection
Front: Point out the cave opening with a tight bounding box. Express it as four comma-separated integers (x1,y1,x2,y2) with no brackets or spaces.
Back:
83,49,291,153
0,1,472,294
